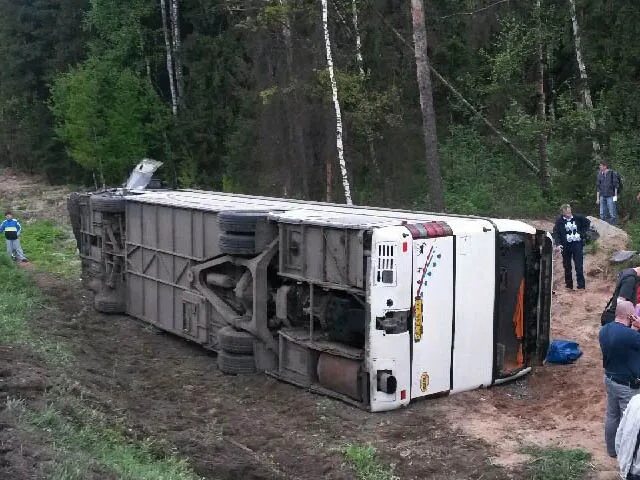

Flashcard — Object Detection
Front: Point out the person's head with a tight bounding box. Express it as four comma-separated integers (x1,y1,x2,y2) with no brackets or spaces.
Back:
599,159,609,172
4,210,12,220
560,204,572,218
615,298,636,326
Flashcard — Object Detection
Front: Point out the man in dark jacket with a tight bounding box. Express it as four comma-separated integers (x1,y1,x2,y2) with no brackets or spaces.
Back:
553,204,590,290
617,267,640,306
597,160,621,225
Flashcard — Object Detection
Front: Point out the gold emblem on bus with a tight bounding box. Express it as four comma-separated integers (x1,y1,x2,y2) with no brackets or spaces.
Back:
414,297,423,342
420,372,430,392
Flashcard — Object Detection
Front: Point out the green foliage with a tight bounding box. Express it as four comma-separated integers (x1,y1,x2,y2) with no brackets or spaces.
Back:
0,252,71,363
440,126,549,216
624,220,640,252
343,444,397,480
51,59,169,184
584,240,599,256
6,0,640,217
522,446,592,480
0,254,42,343
486,17,536,86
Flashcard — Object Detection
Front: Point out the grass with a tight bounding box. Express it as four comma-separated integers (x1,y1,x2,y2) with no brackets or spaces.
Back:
344,444,398,480
19,219,80,278
14,401,203,480
0,253,41,343
625,219,640,252
0,253,72,364
583,239,599,255
522,446,592,480
0,217,202,479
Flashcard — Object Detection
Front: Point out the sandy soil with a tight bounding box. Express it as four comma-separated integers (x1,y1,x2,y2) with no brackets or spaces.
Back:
0,172,629,479
439,218,628,476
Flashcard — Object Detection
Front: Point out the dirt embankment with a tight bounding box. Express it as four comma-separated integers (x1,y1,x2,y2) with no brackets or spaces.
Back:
440,217,628,476
0,172,629,479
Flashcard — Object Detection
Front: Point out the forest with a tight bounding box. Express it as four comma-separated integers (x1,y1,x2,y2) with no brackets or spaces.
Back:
0,0,638,220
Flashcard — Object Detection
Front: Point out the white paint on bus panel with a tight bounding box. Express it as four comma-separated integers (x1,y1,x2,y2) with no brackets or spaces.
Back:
451,229,495,393
410,236,454,398
368,227,412,412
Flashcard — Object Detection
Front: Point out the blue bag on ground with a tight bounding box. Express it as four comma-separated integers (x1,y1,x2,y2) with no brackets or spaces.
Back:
545,340,583,364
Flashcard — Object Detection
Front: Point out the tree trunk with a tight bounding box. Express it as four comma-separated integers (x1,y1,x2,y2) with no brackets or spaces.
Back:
138,28,152,85
536,0,550,193
410,0,445,211
279,0,310,198
568,0,600,158
160,0,178,116
169,0,184,104
352,0,365,78
326,153,333,202
321,0,353,205
547,49,556,122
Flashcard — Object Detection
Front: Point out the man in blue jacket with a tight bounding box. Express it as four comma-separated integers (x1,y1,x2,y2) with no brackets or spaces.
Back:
600,299,640,459
0,211,27,262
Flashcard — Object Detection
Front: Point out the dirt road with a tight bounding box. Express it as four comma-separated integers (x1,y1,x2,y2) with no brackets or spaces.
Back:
0,173,625,479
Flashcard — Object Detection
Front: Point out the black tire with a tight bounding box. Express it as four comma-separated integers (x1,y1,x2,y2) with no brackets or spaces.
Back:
218,326,254,354
217,351,256,375
218,210,269,233
94,294,125,314
67,193,82,248
219,232,257,255
91,194,125,213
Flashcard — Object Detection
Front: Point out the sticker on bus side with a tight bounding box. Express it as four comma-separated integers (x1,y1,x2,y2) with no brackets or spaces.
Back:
414,297,423,342
420,372,430,392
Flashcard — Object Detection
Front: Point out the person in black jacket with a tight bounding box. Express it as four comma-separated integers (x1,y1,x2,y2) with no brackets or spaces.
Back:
616,267,640,306
553,204,590,290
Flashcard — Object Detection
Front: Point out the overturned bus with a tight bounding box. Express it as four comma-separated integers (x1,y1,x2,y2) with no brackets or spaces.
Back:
68,185,552,412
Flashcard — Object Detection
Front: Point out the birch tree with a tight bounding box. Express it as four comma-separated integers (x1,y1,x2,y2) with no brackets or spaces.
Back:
322,0,353,205
159,0,178,116
410,0,445,211
568,0,600,158
352,0,364,77
169,0,184,104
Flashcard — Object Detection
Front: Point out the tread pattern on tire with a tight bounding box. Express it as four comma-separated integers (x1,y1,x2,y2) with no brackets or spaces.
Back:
91,194,126,213
219,232,256,255
217,351,256,375
94,294,125,314
218,326,254,354
218,210,269,233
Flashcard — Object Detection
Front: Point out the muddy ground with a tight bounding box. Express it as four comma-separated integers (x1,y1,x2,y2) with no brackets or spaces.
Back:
0,172,626,479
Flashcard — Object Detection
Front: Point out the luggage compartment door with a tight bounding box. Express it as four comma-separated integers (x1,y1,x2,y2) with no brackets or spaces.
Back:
411,235,454,398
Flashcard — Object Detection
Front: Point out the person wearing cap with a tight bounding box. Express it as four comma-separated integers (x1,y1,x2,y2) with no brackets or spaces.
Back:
600,299,640,458
552,203,590,290
0,211,28,262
